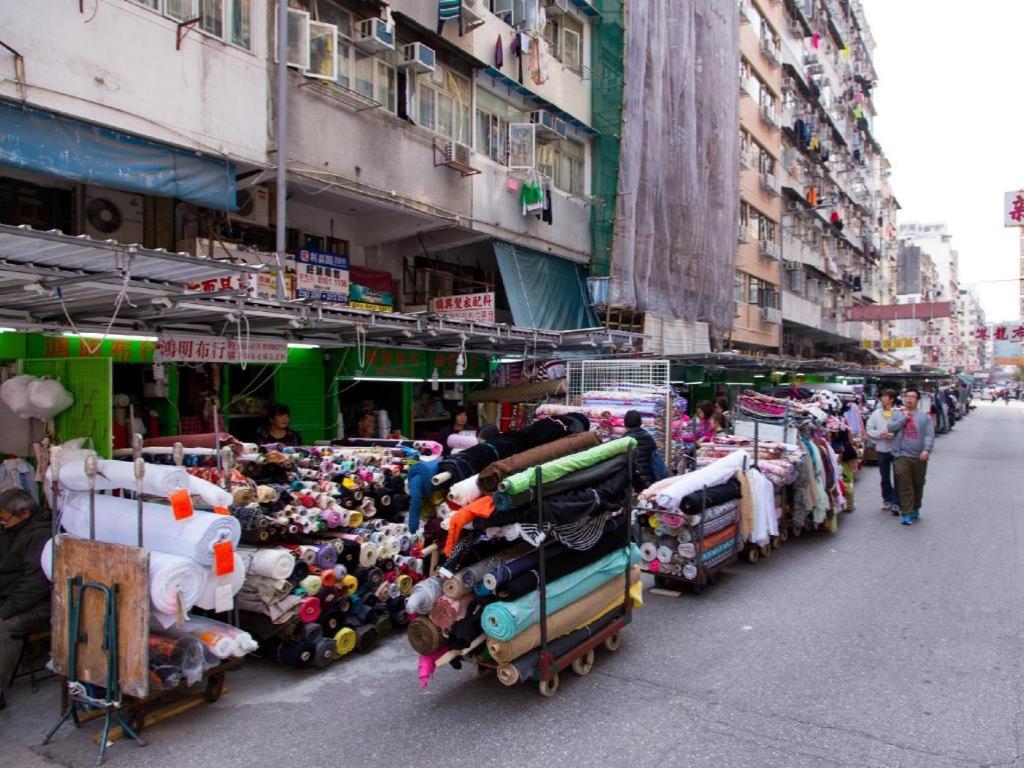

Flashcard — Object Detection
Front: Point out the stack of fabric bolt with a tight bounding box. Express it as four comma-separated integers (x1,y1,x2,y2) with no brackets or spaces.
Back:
696,435,803,486
406,433,644,690
224,445,432,668
635,451,748,583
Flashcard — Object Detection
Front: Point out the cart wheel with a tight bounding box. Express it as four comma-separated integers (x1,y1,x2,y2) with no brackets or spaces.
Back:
772,536,783,550
708,572,720,586
204,673,225,703
603,633,622,652
759,545,772,559
746,547,760,564
779,528,790,544
691,584,704,595
791,524,803,538
572,650,595,676
538,673,559,697
475,664,492,678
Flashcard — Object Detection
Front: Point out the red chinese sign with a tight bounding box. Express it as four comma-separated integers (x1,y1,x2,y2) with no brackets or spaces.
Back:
844,302,954,322
976,325,1024,341
155,334,288,364
430,292,495,323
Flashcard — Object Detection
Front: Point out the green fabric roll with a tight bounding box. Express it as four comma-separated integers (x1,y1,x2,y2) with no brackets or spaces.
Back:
497,437,636,496
481,543,640,641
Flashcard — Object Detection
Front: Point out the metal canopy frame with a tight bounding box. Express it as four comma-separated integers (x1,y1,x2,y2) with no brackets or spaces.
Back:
0,225,639,356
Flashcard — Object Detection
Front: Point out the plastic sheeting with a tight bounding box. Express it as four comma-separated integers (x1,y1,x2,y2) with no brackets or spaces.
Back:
611,1,740,335
0,101,237,211
494,240,601,331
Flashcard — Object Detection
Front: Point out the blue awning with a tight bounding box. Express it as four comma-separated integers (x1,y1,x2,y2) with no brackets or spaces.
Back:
571,0,602,18
0,100,237,210
493,239,600,331
483,68,599,137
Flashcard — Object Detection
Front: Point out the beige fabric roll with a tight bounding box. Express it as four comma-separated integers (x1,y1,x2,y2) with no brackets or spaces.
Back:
736,470,755,539
468,379,567,404
485,567,640,664
476,432,602,493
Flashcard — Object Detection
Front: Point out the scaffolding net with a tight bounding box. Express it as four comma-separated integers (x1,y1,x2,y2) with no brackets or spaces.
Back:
610,0,740,336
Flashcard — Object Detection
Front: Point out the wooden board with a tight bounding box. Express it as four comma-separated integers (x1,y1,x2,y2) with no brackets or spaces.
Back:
51,535,150,699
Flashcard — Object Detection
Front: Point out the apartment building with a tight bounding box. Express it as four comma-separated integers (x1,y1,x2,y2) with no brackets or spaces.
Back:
958,287,986,372
771,0,895,360
734,0,784,351
0,0,603,331
899,223,964,369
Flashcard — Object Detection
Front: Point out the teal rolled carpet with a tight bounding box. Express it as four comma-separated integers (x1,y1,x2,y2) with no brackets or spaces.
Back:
481,543,640,641
497,437,636,496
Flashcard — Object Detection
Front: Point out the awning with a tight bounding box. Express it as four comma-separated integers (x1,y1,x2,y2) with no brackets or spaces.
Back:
0,100,236,210
482,69,598,136
493,239,601,332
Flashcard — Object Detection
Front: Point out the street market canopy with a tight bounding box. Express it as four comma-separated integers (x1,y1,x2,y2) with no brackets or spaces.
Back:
0,224,637,357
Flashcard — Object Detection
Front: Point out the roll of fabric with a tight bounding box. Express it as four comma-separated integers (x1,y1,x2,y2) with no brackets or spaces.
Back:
300,621,324,643
468,378,567,404
179,615,259,656
339,574,359,597
497,437,634,496
447,432,479,452
646,450,747,510
243,547,294,580
481,545,639,641
407,576,443,614
148,632,205,686
61,492,240,565
275,640,315,668
375,615,392,638
483,540,568,591
476,432,601,493
54,460,189,499
443,495,496,555
486,568,641,664
44,538,207,619
315,545,338,569
498,611,619,686
334,627,356,656
443,542,533,599
299,575,323,596
447,474,483,506
311,637,336,668
429,594,474,631
495,453,631,512
289,559,310,583
678,478,742,516
298,596,321,623
354,623,378,653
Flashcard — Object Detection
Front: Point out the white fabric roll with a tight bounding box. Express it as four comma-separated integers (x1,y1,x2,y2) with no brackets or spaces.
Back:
42,537,207,617
359,542,378,568
652,450,747,510
447,474,482,506
193,553,245,611
60,492,240,565
50,459,233,508
242,547,294,580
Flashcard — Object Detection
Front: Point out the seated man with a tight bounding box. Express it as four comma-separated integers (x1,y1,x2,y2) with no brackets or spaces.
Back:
0,488,51,709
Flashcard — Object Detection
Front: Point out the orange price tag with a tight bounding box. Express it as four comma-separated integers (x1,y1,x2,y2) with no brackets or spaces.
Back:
213,540,235,576
169,488,194,521
213,506,230,516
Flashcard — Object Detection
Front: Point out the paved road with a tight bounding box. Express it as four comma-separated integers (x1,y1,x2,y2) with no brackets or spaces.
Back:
5,403,1023,768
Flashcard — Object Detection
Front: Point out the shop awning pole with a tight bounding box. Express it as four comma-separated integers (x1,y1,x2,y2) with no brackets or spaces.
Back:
274,0,289,300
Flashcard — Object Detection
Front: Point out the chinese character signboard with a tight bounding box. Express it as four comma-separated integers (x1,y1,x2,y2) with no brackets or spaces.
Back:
155,334,288,364
184,271,296,301
295,248,349,304
1005,190,1024,227
348,285,394,313
430,292,496,323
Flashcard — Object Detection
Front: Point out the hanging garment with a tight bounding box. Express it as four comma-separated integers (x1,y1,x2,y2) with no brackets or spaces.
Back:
520,177,544,214
437,0,463,35
495,34,504,68
510,34,525,83
747,468,779,546
541,185,553,225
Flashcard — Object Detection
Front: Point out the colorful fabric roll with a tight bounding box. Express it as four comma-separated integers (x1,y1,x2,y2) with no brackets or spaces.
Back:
481,544,639,641
476,432,602,492
429,594,474,631
298,596,321,623
498,610,619,686
497,437,636,496
334,627,356,656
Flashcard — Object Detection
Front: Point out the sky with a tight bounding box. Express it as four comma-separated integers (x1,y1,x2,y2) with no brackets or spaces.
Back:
863,0,1024,322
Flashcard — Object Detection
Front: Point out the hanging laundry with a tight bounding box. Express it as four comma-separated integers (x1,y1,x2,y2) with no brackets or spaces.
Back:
853,105,863,119
541,185,553,225
533,36,550,85
495,34,504,68
507,176,520,192
520,177,544,215
509,33,525,84
812,32,820,49
437,0,463,36
841,44,850,57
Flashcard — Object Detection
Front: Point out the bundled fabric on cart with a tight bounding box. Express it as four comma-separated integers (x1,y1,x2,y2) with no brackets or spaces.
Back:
494,453,629,512
148,633,205,688
497,610,618,686
476,432,601,492
496,437,635,496
52,459,231,508
60,492,241,565
639,449,746,512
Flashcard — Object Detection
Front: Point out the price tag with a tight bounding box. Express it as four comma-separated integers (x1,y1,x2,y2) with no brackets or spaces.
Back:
169,488,194,521
213,540,235,576
214,583,234,614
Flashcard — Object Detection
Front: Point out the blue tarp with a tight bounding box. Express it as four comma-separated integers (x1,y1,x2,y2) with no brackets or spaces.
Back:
493,239,601,331
0,100,236,210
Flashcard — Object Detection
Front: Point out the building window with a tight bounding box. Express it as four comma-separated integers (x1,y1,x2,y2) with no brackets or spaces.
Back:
735,272,746,303
418,65,472,145
311,3,396,112
476,88,526,162
538,138,585,196
133,1,252,49
748,275,760,306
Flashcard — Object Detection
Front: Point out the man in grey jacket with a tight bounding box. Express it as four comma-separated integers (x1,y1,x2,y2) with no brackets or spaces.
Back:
865,389,900,514
886,388,936,526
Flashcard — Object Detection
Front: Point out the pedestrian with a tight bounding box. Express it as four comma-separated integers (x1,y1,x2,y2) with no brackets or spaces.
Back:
0,488,52,710
693,401,716,445
866,388,900,515
1004,389,1011,405
714,397,733,432
256,403,303,446
623,410,669,488
886,388,935,526
831,421,859,512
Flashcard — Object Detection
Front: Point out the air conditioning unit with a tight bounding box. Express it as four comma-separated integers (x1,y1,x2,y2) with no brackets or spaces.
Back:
79,186,144,244
784,259,801,271
761,306,783,324
738,225,750,244
739,0,751,22
789,268,806,293
399,43,435,74
439,140,478,174
529,110,568,143
760,173,781,195
782,76,797,92
735,301,743,318
233,185,270,227
741,148,754,169
760,240,781,259
543,0,570,15
355,17,394,53
788,19,803,37
760,37,780,67
760,104,779,130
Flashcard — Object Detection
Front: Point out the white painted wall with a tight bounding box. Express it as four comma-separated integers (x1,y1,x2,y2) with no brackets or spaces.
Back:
0,0,269,164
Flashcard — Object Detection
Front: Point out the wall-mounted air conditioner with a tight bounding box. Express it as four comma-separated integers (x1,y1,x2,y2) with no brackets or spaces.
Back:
761,37,781,67
543,0,571,15
760,104,779,130
79,186,144,244
355,17,394,53
761,307,784,324
760,240,781,260
439,140,478,174
399,43,436,74
233,186,270,227
760,173,781,195
529,110,568,143
789,269,807,293
738,225,750,244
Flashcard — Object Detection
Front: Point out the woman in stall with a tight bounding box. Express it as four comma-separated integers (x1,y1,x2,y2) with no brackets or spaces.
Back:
256,403,303,447
693,400,717,445
437,406,471,456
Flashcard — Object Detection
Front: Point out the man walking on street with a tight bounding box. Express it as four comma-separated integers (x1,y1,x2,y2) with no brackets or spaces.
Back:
887,388,935,526
866,389,900,515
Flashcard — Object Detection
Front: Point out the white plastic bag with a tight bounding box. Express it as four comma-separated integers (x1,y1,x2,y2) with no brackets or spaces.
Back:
0,374,37,418
27,378,74,419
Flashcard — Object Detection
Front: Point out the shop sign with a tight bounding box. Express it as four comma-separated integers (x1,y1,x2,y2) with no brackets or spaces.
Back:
295,248,349,304
995,357,1024,366
155,334,288,364
349,286,394,313
184,271,296,301
431,292,495,323
976,324,1024,341
1004,190,1024,227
